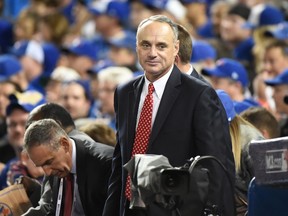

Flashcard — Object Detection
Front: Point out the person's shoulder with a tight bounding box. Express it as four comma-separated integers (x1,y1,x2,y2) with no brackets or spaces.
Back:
117,75,143,92
181,70,211,90
71,131,114,158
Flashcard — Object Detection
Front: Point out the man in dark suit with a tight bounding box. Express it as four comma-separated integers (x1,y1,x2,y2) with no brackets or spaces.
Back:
174,23,209,84
103,15,235,216
23,103,114,216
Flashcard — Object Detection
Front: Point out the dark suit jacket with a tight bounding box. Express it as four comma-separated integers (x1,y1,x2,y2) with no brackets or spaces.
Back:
190,67,210,85
23,130,114,216
103,66,235,216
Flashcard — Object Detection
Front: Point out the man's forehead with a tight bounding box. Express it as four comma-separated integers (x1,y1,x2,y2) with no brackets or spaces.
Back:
28,145,53,165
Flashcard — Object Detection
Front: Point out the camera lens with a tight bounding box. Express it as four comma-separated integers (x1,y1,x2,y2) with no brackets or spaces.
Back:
164,173,179,189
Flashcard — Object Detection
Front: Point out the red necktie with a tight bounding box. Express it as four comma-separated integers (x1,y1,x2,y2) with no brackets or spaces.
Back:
63,174,73,216
125,83,154,200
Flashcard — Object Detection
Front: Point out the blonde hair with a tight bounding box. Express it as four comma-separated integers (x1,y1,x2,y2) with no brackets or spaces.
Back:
97,66,133,85
79,121,116,147
229,115,258,172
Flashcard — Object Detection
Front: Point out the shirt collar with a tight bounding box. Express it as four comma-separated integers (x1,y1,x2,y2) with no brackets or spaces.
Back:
144,65,174,100
70,138,76,174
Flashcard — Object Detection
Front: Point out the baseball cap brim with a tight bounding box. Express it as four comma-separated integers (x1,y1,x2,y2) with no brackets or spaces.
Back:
201,67,227,78
264,77,285,86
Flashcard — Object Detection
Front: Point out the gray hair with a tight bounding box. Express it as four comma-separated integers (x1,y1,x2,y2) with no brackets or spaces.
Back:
137,15,179,43
24,118,68,151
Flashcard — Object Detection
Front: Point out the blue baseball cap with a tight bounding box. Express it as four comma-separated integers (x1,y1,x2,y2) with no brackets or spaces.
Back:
87,59,115,75
61,39,97,61
109,32,136,52
88,0,130,24
264,69,288,86
6,90,46,116
140,0,168,10
10,40,44,63
244,5,284,29
265,22,288,40
191,40,216,63
42,43,60,77
202,58,249,88
216,89,236,122
0,54,22,81
233,99,260,114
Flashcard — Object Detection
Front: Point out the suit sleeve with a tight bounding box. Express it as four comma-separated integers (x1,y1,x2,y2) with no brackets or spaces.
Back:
22,176,54,216
193,87,235,215
102,87,123,216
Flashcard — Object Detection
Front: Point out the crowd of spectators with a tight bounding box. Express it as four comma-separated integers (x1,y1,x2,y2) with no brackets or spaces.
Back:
1,0,288,215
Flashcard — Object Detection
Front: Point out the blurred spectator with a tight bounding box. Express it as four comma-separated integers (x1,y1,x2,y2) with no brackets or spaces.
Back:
129,0,165,31
191,39,216,74
79,120,116,147
60,38,97,79
254,40,288,112
250,4,284,74
2,0,29,20
202,58,260,113
0,54,23,84
88,0,132,61
220,2,254,75
45,66,80,103
265,69,288,137
0,80,22,170
35,12,69,46
240,107,280,138
67,0,91,41
129,0,187,31
216,89,263,216
59,80,92,120
10,40,45,92
97,66,133,130
0,6,14,54
264,21,288,41
263,40,288,77
0,90,45,189
246,4,284,29
182,0,214,38
41,42,60,78
13,11,39,42
174,24,210,84
6,150,44,188
108,31,140,73
210,0,230,38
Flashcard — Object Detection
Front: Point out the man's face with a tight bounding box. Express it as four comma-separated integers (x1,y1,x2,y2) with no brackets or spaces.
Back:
136,21,179,82
60,82,91,120
220,15,250,43
263,47,288,77
210,77,241,100
272,85,288,114
98,81,116,115
6,109,29,148
109,46,136,66
27,138,71,178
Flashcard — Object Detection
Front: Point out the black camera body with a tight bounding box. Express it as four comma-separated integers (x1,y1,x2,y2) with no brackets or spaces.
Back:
159,167,190,195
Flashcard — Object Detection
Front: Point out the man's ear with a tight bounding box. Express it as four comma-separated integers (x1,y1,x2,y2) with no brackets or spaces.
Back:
175,54,180,64
60,137,70,153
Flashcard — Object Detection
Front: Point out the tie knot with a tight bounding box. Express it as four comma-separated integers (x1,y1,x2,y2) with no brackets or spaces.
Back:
148,83,154,95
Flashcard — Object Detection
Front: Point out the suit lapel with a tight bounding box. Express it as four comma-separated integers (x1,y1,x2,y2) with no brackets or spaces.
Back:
52,176,60,208
148,67,181,148
74,140,87,209
125,77,144,160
